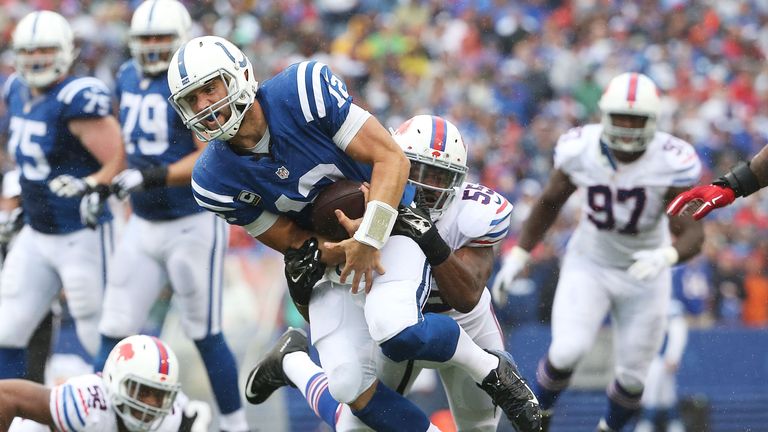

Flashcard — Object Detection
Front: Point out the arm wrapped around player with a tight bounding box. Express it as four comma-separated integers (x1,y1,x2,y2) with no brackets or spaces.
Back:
284,238,327,307
667,161,758,220
390,205,451,266
111,165,169,199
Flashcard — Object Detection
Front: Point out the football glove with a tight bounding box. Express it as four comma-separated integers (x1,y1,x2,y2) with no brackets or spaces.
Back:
490,246,531,306
390,205,451,266
49,174,95,198
666,184,735,220
178,400,212,432
627,246,679,281
0,207,24,245
284,238,326,307
79,184,111,229
111,166,168,200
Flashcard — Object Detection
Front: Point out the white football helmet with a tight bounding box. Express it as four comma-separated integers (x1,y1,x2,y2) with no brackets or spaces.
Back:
393,115,468,219
129,0,191,76
598,72,661,153
12,10,76,88
102,335,181,432
167,36,258,141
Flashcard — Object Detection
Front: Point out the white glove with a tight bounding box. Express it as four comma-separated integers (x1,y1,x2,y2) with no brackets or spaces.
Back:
181,400,212,432
0,207,24,245
111,169,145,200
491,246,531,306
49,174,95,198
627,246,679,281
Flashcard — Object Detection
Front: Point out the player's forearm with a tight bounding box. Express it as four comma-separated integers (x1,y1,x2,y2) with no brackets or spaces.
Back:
0,380,52,429
165,148,204,187
749,145,768,188
367,150,409,209
517,201,562,252
669,213,704,263
431,257,483,313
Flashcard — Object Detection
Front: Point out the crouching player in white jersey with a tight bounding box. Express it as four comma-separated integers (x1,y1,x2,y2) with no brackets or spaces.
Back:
0,335,211,432
169,36,539,431
244,115,540,432
92,3,248,430
491,73,704,432
0,11,124,378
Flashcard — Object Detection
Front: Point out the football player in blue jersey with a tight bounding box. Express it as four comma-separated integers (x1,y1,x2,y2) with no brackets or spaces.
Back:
0,11,124,379
167,36,540,431
90,2,249,431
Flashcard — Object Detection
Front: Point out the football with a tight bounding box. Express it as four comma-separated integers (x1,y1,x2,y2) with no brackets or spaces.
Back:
311,180,366,241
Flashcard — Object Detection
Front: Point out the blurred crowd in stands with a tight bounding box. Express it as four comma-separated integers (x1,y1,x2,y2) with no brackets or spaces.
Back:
2,0,768,328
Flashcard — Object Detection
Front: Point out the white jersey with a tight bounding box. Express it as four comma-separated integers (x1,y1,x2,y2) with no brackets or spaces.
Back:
47,373,184,432
423,182,513,313
555,124,701,268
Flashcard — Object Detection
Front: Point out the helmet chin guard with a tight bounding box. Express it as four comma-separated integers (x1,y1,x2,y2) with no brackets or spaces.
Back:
598,72,661,153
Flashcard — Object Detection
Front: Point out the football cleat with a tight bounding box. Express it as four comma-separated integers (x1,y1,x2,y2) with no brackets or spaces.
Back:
244,327,308,404
478,350,542,432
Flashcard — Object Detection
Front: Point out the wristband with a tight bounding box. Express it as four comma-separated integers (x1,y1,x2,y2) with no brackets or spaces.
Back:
141,165,169,189
419,227,452,266
714,161,760,197
353,200,398,249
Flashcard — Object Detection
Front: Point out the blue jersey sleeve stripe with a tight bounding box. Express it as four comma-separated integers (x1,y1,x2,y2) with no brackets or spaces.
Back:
311,62,327,119
483,227,510,239
191,179,234,204
56,78,109,104
52,386,69,432
490,210,513,226
296,61,314,122
61,385,78,431
65,384,86,427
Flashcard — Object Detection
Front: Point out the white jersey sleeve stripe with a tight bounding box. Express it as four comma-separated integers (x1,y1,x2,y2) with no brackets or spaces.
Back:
332,103,371,151
311,62,326,119
296,61,313,122
56,77,109,104
194,198,236,212
191,179,234,204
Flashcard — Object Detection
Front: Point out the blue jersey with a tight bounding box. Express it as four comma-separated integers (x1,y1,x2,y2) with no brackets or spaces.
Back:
192,61,373,231
115,61,202,220
2,74,113,234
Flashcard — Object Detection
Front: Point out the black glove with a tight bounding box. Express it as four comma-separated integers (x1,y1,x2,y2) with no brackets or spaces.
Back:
80,184,111,229
284,238,326,307
391,205,451,266
0,207,24,245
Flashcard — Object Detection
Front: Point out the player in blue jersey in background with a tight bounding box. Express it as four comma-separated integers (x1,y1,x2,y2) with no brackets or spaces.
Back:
91,2,249,431
0,10,124,379
167,36,541,431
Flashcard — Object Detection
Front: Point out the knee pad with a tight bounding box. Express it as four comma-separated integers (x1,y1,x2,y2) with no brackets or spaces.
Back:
548,339,590,371
379,314,459,363
325,362,367,404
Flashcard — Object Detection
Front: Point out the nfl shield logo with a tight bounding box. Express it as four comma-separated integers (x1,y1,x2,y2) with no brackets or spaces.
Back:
276,166,290,179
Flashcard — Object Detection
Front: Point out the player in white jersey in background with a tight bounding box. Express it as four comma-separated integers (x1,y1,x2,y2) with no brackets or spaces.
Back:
168,36,539,431
91,3,248,431
491,72,704,432
634,299,688,432
0,334,211,432
0,10,124,379
244,115,540,432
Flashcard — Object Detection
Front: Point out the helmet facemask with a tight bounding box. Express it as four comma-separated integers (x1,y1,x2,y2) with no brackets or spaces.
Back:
113,374,180,432
168,69,252,142
601,112,656,153
407,156,466,220
12,11,76,89
129,34,179,76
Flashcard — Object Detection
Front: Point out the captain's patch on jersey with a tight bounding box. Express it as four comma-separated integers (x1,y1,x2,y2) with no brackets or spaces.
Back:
236,190,261,206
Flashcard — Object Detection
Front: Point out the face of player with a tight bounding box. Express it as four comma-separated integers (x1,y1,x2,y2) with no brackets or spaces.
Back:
607,113,647,163
409,161,457,209
15,46,59,78
181,77,233,129
133,34,175,73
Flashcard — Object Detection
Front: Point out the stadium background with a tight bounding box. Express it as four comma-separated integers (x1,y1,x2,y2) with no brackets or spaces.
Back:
1,0,768,430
